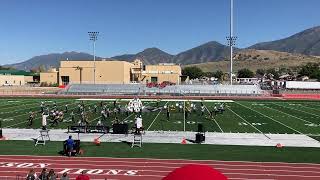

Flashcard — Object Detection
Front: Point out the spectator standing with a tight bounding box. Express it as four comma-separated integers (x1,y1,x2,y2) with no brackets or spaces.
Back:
76,170,90,180
26,169,37,180
60,172,70,180
66,135,74,157
47,169,57,180
38,168,47,180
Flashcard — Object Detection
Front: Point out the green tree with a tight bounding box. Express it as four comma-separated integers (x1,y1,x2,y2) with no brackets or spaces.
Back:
237,68,254,78
203,72,214,77
299,63,319,78
256,69,266,76
182,66,203,79
266,68,280,80
213,70,224,80
0,66,13,70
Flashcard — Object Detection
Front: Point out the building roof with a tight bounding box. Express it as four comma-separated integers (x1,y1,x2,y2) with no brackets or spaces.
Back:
0,70,38,76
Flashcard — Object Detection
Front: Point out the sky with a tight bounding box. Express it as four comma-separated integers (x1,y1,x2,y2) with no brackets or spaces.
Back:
0,0,319,64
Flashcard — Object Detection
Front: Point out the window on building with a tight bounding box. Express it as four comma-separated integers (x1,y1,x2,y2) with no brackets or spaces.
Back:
61,76,70,85
151,77,158,83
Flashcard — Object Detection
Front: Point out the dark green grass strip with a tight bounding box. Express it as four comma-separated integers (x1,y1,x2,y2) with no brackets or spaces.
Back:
0,140,320,163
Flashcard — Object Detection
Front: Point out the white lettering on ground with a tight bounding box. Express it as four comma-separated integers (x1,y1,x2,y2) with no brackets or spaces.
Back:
16,163,34,168
305,123,320,127
186,121,196,124
86,169,103,174
238,122,267,126
124,170,138,176
74,169,88,174
0,163,17,167
58,169,73,174
106,170,122,175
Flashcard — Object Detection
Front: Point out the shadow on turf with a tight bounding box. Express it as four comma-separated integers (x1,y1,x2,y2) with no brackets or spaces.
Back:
121,140,132,146
186,139,197,144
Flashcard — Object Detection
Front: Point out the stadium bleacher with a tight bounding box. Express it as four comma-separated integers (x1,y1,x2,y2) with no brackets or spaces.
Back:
61,84,264,96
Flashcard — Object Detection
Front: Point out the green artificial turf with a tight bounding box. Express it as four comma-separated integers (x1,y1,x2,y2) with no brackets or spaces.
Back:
0,140,319,163
1,98,320,135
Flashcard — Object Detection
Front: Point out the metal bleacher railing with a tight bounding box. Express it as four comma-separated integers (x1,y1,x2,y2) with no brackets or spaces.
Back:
60,83,265,96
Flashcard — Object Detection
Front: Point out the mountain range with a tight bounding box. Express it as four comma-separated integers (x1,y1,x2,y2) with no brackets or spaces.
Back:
4,26,320,71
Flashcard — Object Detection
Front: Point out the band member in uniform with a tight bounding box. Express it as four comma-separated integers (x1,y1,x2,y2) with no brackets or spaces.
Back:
101,109,106,121
40,102,44,113
219,103,225,114
53,101,57,109
201,105,205,116
28,111,35,126
70,111,75,122
65,104,68,113
42,112,49,130
166,105,170,121
94,105,98,113
135,115,143,134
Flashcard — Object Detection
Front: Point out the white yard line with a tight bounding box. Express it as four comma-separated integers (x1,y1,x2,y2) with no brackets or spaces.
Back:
146,102,168,131
227,107,270,139
273,102,320,118
1,100,74,127
4,100,83,128
236,102,304,135
298,104,320,112
265,104,313,124
204,104,224,133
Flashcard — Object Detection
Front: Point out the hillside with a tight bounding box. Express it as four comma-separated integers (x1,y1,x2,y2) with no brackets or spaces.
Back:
249,26,320,56
173,41,237,65
187,49,320,72
8,52,102,70
112,48,174,64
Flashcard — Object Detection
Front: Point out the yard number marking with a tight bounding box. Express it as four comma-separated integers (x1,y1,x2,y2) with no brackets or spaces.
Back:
238,122,267,126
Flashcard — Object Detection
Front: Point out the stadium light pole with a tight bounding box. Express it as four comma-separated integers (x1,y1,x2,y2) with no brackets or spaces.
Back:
88,32,99,84
226,0,237,85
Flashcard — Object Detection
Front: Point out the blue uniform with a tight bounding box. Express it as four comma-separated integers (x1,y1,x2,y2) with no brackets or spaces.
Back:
66,138,74,150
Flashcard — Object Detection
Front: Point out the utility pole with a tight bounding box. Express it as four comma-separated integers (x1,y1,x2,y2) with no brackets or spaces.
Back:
88,32,99,84
226,0,237,85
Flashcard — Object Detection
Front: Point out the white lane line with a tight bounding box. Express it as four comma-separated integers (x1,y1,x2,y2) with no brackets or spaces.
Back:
3,155,320,167
236,102,304,135
2,157,320,171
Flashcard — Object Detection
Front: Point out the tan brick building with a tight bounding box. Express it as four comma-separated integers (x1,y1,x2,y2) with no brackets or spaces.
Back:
0,70,37,86
40,59,182,85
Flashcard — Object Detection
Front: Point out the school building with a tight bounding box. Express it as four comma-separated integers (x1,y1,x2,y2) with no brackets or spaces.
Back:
0,70,38,86
40,59,182,85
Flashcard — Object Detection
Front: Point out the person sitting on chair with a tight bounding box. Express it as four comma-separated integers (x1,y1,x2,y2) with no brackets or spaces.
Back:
66,135,74,157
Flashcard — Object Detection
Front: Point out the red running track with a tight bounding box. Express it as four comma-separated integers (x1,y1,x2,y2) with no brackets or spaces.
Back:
0,155,319,180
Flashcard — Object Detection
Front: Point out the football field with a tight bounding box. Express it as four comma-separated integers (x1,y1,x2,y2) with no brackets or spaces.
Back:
1,98,320,137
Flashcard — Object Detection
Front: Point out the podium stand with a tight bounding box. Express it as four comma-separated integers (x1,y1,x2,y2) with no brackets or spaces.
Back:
131,133,142,148
35,130,50,146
